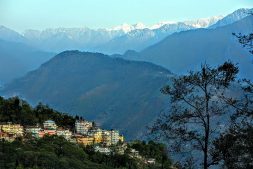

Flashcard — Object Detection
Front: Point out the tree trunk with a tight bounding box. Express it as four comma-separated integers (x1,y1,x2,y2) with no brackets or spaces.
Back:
204,83,210,169
204,113,210,169
204,130,209,169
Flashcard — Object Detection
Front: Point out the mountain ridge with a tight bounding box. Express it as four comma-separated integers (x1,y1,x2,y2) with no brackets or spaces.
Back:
123,15,253,80
210,8,253,28
0,8,250,55
0,16,222,54
2,50,173,139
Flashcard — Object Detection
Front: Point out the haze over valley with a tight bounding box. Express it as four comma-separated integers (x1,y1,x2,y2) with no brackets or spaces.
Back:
1,1,253,168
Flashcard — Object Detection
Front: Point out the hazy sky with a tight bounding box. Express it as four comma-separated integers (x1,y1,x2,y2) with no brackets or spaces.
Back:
0,0,252,32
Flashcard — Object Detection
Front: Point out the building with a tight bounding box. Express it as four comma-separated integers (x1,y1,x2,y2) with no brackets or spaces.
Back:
93,130,103,144
88,128,103,144
101,130,121,146
0,123,24,142
119,135,124,143
94,146,111,155
43,120,57,130
110,129,120,145
102,130,111,146
56,128,72,140
25,126,42,138
76,135,94,146
146,158,156,164
38,130,46,138
75,120,93,135
0,123,24,137
44,129,56,136
0,131,15,142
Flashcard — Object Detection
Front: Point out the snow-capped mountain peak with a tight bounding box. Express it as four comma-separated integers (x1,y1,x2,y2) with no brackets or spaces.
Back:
1,8,251,55
183,16,224,28
107,16,223,33
150,21,176,30
133,23,147,30
108,23,148,33
210,8,253,28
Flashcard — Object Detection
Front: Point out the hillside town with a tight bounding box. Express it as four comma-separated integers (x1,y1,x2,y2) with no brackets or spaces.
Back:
0,119,160,165
0,119,125,152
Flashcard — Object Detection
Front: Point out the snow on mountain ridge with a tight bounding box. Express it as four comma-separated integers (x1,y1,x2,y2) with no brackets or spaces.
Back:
4,8,252,54
184,16,224,28
108,23,148,33
210,8,253,28
12,15,223,53
107,16,223,33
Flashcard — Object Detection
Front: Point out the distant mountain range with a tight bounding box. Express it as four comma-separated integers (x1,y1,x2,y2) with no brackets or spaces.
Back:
0,8,251,84
0,26,26,43
210,8,253,28
0,16,224,55
1,8,251,55
124,15,253,80
2,51,173,139
0,8,251,55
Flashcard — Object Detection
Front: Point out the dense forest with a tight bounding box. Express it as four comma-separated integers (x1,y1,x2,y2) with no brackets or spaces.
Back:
0,96,75,129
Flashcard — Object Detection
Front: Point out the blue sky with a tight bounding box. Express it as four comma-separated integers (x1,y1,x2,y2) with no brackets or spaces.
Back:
0,0,252,32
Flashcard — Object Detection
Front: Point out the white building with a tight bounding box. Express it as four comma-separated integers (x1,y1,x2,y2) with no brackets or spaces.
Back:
102,130,111,146
110,129,119,145
75,120,92,135
43,120,57,130
101,129,120,146
94,146,111,155
56,129,72,140
146,158,156,164
25,127,42,138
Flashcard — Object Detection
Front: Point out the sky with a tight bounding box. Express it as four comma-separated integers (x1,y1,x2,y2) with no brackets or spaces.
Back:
0,0,253,32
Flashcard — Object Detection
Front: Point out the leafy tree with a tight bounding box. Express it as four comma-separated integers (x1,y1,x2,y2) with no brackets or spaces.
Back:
129,140,172,169
212,13,253,167
0,135,118,169
211,79,253,168
212,125,253,169
150,62,241,168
